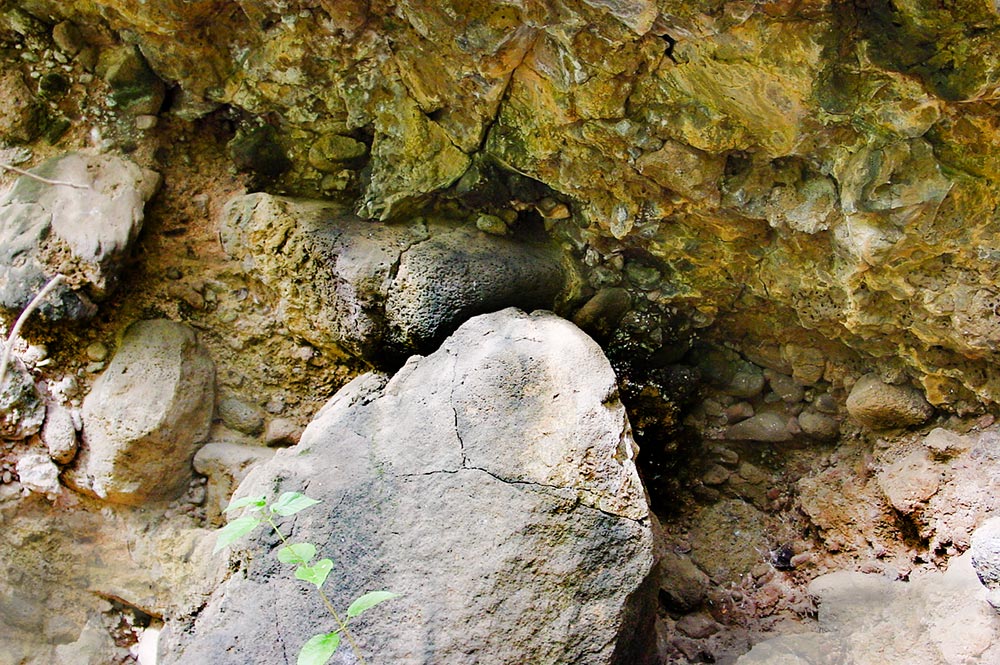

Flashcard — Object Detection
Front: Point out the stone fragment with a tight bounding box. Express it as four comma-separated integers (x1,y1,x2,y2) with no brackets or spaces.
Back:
702,464,730,486
725,412,793,442
68,319,215,505
216,394,264,436
475,212,508,235
307,133,367,172
262,417,301,447
0,354,45,440
798,409,840,440
0,151,160,321
675,613,719,639
221,193,572,365
923,427,972,458
724,370,766,398
659,552,710,612
877,449,941,514
765,369,805,403
16,452,59,498
42,401,78,464
96,45,166,115
192,442,274,524
783,345,826,385
846,374,934,429
164,310,656,665
573,287,631,341
724,401,754,423
52,21,85,55
0,71,41,143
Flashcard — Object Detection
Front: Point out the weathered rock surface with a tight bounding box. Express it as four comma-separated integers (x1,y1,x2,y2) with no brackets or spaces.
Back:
971,516,1000,605
846,374,934,429
67,319,215,505
0,353,45,440
220,193,574,364
0,151,160,320
192,441,274,524
0,496,222,665
163,309,657,665
739,553,1000,664
877,448,941,515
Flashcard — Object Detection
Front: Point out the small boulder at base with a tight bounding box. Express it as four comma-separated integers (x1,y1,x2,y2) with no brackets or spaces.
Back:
67,319,214,505
162,309,657,665
846,373,933,429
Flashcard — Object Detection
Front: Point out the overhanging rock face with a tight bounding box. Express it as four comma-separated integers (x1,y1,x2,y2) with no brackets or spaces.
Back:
162,308,658,665
220,193,575,366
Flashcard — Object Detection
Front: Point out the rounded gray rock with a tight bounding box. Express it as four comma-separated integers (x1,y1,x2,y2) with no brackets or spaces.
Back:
846,373,933,429
68,319,215,505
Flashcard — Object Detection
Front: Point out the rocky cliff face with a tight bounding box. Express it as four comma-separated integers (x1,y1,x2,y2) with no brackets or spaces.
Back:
2,1,1000,664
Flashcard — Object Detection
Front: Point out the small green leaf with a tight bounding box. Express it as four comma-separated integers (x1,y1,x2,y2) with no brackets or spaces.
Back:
223,495,266,513
213,516,262,554
269,492,320,517
347,590,400,619
297,631,341,665
277,542,317,565
295,558,333,588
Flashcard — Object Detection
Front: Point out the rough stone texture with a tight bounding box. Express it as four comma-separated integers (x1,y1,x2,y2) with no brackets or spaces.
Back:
0,495,223,665
0,353,45,440
15,451,60,499
41,400,79,464
68,319,215,505
163,309,657,665
739,553,1000,665
877,448,942,515
971,517,1000,600
725,412,794,442
11,0,1000,406
846,374,934,429
0,151,161,321
192,441,275,524
220,193,574,364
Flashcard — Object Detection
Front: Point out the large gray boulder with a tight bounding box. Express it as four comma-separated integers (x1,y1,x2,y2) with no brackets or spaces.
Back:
162,309,657,665
220,193,574,365
0,151,160,320
66,319,215,505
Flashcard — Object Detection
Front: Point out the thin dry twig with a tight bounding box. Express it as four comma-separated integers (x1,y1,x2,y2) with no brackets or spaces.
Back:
0,274,65,388
0,161,89,190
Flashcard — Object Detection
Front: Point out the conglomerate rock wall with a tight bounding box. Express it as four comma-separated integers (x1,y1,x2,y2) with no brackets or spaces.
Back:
8,0,1000,410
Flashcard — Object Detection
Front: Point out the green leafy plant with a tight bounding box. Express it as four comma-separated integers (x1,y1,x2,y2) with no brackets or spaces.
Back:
215,491,398,665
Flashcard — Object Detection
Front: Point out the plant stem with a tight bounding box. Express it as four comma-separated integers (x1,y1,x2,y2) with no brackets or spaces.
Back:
0,161,89,189
0,274,64,388
264,515,368,665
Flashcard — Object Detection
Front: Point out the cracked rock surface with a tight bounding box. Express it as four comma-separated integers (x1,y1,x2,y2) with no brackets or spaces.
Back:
162,308,657,665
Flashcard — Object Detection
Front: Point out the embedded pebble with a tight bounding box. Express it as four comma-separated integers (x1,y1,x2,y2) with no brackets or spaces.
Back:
264,417,302,447
724,371,766,399
765,369,805,403
846,373,933,429
813,392,839,414
798,410,840,440
475,213,508,236
724,401,754,424
675,613,719,639
726,412,793,442
702,464,730,486
85,342,108,362
217,395,265,436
